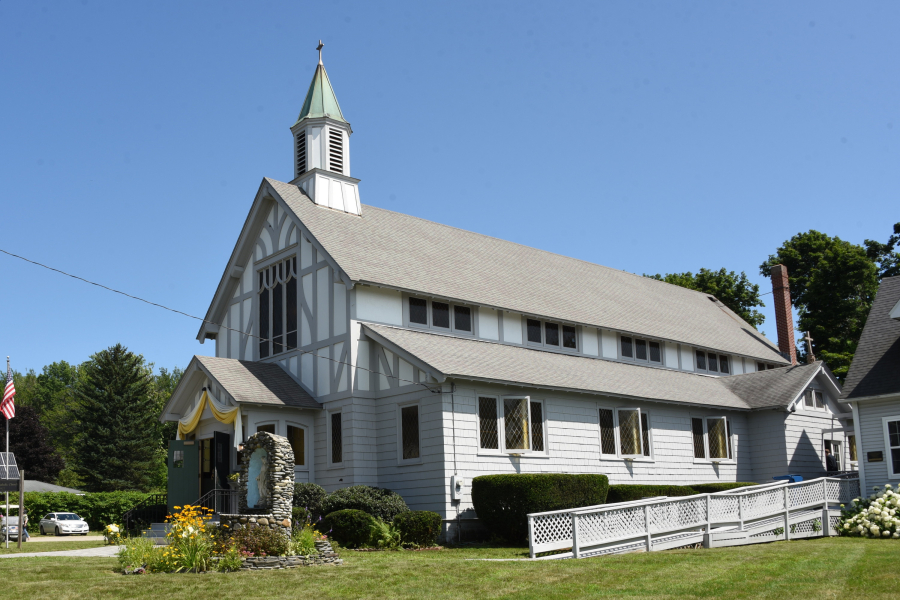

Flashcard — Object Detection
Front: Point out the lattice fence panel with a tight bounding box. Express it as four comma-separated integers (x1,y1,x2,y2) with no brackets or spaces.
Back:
743,489,785,519
835,479,860,502
531,514,572,547
578,506,646,545
789,481,824,508
829,515,841,534
709,496,739,521
791,517,824,535
649,497,706,532
826,480,841,502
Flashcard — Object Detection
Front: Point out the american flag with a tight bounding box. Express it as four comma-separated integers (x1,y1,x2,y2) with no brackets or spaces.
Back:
1,363,14,420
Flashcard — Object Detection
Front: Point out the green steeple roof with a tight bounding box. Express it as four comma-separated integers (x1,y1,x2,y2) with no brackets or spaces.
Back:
295,62,347,125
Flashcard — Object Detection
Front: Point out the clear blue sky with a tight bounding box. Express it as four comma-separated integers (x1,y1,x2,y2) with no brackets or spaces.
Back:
1,1,897,374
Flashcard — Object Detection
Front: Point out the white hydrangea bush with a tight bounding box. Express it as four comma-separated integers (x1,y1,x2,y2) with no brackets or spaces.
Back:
838,484,900,539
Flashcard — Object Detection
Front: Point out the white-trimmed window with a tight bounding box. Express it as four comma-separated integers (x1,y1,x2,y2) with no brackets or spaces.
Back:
695,349,730,374
407,296,473,334
329,412,343,465
620,335,663,365
802,389,826,410
477,396,545,454
598,407,652,459
398,403,421,462
526,319,577,350
691,417,734,461
884,416,900,479
286,423,307,467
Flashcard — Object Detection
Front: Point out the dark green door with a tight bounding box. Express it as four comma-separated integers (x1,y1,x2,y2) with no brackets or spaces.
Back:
167,440,199,514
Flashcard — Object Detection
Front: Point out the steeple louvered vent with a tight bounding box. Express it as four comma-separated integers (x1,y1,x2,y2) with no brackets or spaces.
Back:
328,128,344,174
295,133,307,177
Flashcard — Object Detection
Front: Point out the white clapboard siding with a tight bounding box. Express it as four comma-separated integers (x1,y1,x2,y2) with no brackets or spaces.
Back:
857,398,900,489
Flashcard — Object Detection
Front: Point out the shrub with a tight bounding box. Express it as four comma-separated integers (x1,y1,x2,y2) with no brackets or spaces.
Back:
605,484,698,503
117,536,158,571
839,484,900,538
293,483,327,517
229,523,290,557
290,526,324,556
321,486,410,522
24,491,149,530
216,543,243,572
322,509,378,548
393,511,442,547
690,482,757,494
471,474,609,544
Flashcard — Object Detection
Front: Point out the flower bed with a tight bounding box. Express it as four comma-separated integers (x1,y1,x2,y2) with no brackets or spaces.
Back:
839,484,900,539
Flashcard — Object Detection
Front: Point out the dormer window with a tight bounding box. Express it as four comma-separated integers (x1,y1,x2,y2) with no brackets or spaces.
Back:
620,335,662,365
695,349,730,374
258,257,298,358
527,319,577,350
803,389,826,409
407,296,473,334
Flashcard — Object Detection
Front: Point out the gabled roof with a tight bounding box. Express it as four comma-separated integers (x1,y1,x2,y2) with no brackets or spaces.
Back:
841,276,900,400
719,361,834,409
295,63,346,124
362,323,802,411
194,356,320,409
266,179,786,363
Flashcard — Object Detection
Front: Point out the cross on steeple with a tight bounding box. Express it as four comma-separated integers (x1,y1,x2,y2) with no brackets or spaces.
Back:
802,331,816,364
317,40,324,65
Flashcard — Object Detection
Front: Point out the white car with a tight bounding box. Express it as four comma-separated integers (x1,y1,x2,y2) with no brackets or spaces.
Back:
39,512,89,536
1,522,21,541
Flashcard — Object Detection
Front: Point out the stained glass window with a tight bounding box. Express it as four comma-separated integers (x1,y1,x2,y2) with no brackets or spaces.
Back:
621,336,633,358
708,418,728,459
649,341,661,363
692,418,706,459
478,397,499,450
432,302,450,328
504,398,530,451
287,425,305,466
641,413,651,457
599,409,616,455
707,353,718,373
527,319,542,343
530,401,544,452
635,339,647,360
618,409,641,456
401,405,420,459
330,413,342,464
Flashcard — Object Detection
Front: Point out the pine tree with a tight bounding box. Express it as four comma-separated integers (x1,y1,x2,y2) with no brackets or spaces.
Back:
1,406,65,483
72,344,159,491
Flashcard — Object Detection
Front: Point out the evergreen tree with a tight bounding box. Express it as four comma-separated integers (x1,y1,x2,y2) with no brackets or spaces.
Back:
1,406,65,483
72,344,159,492
645,268,765,329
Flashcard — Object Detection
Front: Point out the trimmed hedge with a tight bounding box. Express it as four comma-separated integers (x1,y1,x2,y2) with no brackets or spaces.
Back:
293,483,327,518
471,474,610,544
320,485,410,522
606,485,698,504
23,491,149,530
606,482,758,503
393,511,442,547
322,509,378,548
689,482,757,494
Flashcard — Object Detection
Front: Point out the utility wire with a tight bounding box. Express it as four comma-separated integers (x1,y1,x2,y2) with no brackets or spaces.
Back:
0,248,440,392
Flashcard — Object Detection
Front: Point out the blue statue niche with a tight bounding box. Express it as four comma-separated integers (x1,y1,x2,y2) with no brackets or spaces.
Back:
246,447,270,509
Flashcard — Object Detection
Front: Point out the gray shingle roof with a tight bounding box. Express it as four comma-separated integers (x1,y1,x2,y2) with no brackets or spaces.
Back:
841,276,900,400
719,361,824,409
195,356,320,409
364,323,767,410
268,178,786,363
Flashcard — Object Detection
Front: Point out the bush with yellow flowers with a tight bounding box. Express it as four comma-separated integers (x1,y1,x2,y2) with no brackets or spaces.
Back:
103,523,123,545
164,505,217,573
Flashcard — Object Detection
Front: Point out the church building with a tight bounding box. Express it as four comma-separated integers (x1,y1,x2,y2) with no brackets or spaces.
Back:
161,46,853,534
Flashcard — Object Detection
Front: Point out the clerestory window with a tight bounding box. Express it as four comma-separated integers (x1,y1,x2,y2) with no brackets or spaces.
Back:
258,257,298,359
695,349,730,375
407,296,473,333
527,319,577,350
621,336,662,365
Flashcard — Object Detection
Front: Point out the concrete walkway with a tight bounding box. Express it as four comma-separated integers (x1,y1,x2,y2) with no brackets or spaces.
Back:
0,545,122,559
28,535,106,543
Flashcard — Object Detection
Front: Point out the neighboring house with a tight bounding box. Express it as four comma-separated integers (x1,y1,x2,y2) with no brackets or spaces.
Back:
840,276,900,492
160,53,854,531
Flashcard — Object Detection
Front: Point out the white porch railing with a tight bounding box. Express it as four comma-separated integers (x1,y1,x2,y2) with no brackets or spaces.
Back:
527,476,860,559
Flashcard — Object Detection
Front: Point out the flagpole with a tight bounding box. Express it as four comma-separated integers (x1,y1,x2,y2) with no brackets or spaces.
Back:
5,356,9,549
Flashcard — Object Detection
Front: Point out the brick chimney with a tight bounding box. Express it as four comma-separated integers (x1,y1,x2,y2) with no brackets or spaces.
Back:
770,264,797,365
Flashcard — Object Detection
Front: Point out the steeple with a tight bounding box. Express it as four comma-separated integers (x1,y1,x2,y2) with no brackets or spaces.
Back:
290,41,361,216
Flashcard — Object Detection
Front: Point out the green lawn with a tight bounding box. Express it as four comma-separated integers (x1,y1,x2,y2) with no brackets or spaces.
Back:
3,538,898,599
0,540,107,554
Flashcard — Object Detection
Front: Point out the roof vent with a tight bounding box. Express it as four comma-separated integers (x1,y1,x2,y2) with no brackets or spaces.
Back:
295,133,307,177
328,128,343,174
